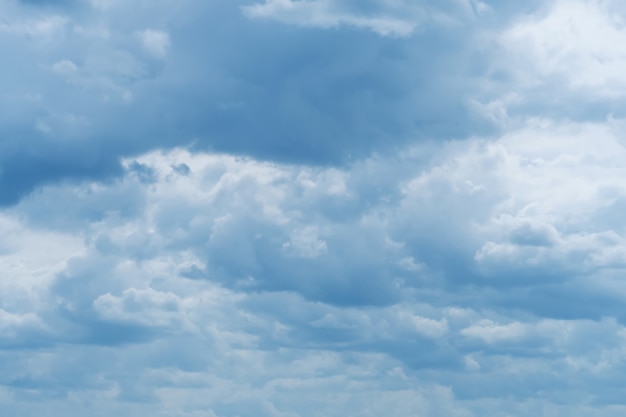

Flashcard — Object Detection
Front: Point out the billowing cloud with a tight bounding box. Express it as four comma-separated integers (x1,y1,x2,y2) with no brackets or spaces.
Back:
3,106,626,413
503,0,626,94
3,0,626,415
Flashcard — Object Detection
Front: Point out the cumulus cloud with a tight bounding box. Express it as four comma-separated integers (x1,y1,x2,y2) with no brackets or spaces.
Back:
0,0,519,204
4,108,626,413
5,0,626,415
502,0,626,95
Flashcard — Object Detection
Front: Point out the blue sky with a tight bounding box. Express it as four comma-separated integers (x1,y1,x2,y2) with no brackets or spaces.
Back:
2,0,626,415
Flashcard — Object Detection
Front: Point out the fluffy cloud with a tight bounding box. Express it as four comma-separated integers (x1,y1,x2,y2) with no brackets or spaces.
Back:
137,29,170,58
242,0,493,31
503,0,626,94
4,0,626,415
3,108,626,413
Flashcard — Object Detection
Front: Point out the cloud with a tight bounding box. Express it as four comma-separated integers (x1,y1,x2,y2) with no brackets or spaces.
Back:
502,0,626,95
242,0,419,37
0,12,69,38
5,0,626,415
93,288,187,329
0,0,515,204
137,29,170,58
3,107,626,413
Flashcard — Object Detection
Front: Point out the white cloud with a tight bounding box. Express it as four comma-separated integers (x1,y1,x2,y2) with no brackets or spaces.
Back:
242,0,421,37
52,60,78,75
283,226,327,258
461,319,528,343
137,29,171,58
0,310,45,339
411,315,449,338
5,125,626,413
0,214,85,311
94,288,186,328
5,0,626,410
242,0,491,37
502,0,626,95
0,15,69,39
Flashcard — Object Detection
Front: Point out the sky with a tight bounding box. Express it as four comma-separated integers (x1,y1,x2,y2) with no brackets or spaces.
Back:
2,0,626,415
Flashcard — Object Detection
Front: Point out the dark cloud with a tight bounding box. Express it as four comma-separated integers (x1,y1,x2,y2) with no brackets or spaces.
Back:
0,0,503,206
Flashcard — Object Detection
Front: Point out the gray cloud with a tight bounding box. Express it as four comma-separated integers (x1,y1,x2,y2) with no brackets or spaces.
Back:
3,111,626,413
0,0,523,205
4,0,626,415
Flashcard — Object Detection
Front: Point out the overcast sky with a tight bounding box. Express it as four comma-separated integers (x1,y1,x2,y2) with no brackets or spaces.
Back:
2,0,626,416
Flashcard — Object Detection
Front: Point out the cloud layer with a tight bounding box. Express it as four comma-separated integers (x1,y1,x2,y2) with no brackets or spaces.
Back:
3,0,626,416
4,116,626,415
0,0,523,203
